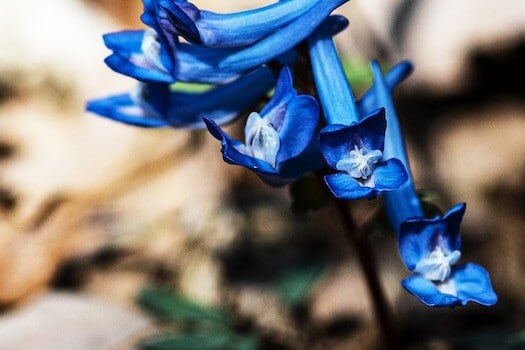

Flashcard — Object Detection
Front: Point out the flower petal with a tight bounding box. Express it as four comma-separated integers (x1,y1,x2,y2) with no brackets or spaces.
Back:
324,173,377,200
372,158,408,192
402,274,462,307
452,263,498,306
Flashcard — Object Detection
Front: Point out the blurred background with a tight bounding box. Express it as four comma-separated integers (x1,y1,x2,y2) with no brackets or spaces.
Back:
0,0,523,349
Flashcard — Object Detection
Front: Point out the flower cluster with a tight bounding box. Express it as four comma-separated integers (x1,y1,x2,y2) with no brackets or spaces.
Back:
87,0,497,307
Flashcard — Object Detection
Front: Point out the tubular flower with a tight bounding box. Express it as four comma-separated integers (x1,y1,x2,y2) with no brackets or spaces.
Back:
103,1,348,84
204,67,322,186
156,0,320,48
86,67,276,129
366,61,497,307
309,21,407,199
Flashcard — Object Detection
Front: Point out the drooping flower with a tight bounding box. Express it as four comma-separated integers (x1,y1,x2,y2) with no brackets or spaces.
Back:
86,66,276,129
103,1,348,84
399,203,498,306
204,67,321,186
308,21,407,199
155,0,320,48
366,61,497,307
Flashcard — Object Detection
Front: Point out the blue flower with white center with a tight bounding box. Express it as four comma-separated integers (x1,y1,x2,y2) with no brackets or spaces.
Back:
103,1,348,84
308,21,407,200
399,203,498,307
86,66,276,129
319,109,408,200
204,67,322,187
365,61,497,307
156,0,320,48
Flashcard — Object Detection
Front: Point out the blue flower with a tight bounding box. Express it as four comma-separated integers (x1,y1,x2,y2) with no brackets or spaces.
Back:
155,0,320,48
319,109,408,200
204,67,321,186
365,61,497,307
86,67,276,129
103,1,348,84
308,21,407,199
399,203,498,307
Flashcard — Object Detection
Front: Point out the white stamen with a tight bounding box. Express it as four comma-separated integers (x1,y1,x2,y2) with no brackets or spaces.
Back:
243,112,280,168
336,144,382,179
415,246,461,282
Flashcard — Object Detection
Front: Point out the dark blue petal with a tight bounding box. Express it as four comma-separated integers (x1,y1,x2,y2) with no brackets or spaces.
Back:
402,274,462,307
158,0,202,45
452,263,498,306
398,203,466,270
86,93,169,128
319,109,386,169
279,134,326,179
204,118,296,187
324,173,377,200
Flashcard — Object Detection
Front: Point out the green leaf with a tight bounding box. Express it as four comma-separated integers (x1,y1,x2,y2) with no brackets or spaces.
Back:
139,333,231,350
289,175,330,214
276,263,325,308
137,288,229,325
139,333,259,350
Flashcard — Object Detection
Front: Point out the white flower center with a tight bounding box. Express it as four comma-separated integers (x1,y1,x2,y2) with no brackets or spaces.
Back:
415,246,461,282
243,112,280,168
141,30,169,73
436,279,457,297
336,144,382,179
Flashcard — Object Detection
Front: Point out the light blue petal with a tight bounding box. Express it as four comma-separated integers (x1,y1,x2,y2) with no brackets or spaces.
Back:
162,0,320,48
324,173,376,200
369,61,424,231
308,17,357,125
402,274,462,307
216,0,349,72
452,263,498,306
442,202,466,252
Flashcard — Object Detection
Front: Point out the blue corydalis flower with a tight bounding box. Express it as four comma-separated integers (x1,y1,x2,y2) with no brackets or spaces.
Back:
104,1,348,84
367,61,497,307
86,67,275,129
309,21,407,199
204,67,321,186
158,0,320,48
399,203,498,307
319,109,408,200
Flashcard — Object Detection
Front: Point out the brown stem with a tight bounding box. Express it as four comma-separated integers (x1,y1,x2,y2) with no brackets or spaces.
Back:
334,199,400,350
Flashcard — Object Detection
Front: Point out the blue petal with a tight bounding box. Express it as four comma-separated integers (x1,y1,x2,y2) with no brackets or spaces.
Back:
324,173,377,200
308,18,358,125
204,118,295,187
86,93,169,128
402,263,498,307
402,274,462,307
259,68,319,165
161,0,320,48
87,66,276,129
279,134,326,180
399,203,466,270
217,0,349,72
357,61,413,117
372,158,408,192
452,263,498,306
319,109,386,169
103,31,175,83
